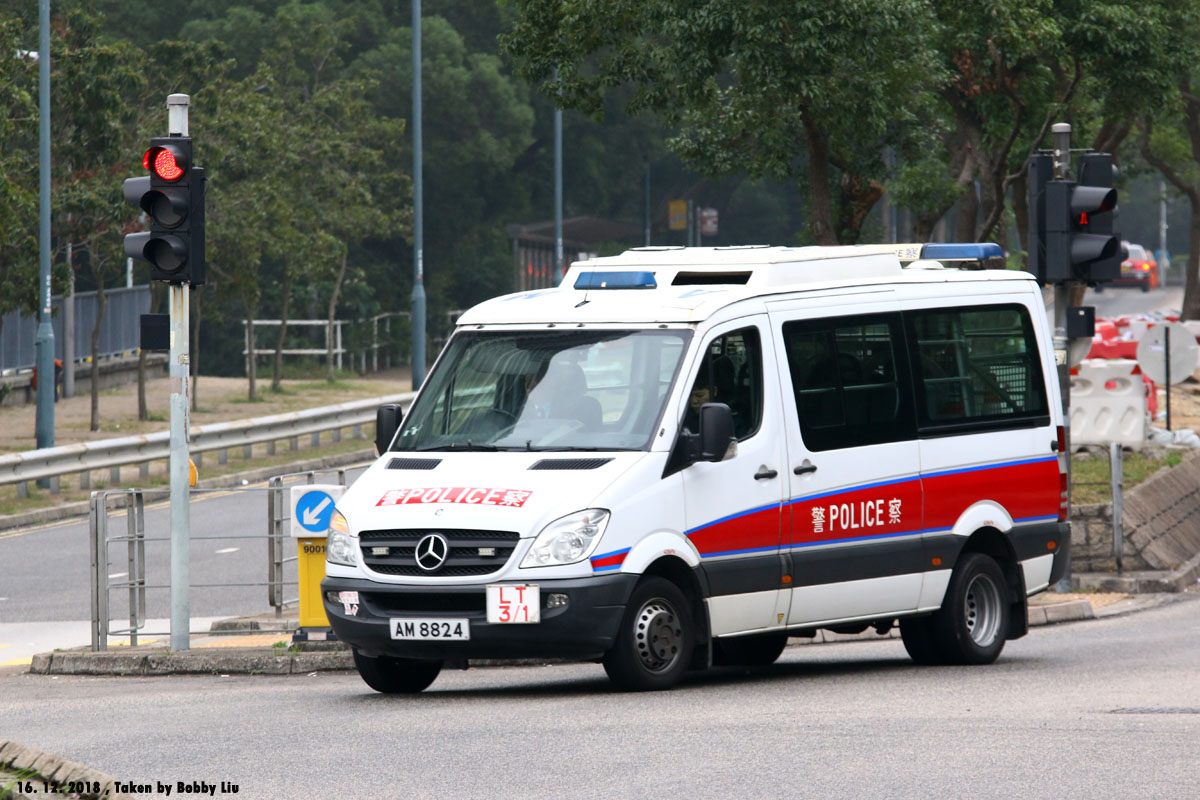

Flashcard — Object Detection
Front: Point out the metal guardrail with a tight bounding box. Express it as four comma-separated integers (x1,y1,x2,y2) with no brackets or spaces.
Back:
1,392,414,492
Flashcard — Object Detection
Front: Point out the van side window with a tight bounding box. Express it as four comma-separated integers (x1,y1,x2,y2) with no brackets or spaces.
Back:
781,314,916,451
685,327,763,440
908,304,1048,426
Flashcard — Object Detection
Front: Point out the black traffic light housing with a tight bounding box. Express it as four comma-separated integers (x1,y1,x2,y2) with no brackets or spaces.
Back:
123,136,206,285
1027,150,1119,285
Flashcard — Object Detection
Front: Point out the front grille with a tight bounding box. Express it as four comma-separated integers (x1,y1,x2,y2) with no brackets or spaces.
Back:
358,528,520,577
363,591,486,615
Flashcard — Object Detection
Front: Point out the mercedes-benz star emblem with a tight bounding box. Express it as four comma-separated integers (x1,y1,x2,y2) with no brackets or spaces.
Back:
414,533,449,572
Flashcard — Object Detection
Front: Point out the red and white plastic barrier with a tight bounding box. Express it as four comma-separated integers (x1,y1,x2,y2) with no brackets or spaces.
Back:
1069,359,1148,450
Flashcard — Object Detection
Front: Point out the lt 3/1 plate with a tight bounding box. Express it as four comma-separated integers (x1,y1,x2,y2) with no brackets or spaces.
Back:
487,584,540,624
390,618,470,640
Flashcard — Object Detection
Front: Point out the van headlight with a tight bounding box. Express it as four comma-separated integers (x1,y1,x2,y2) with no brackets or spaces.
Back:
521,509,610,568
326,509,357,567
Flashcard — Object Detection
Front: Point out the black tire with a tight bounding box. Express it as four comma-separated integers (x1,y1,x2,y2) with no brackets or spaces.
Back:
932,553,1010,665
714,633,787,667
1141,281,1150,293
353,649,442,693
899,615,945,665
603,577,695,691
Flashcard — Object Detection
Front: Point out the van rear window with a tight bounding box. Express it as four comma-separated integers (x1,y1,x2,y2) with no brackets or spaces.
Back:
908,305,1048,427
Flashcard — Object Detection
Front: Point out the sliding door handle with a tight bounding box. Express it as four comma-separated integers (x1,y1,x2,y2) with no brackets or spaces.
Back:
793,464,818,475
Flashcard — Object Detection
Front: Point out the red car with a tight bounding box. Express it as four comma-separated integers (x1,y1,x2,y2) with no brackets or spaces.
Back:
1115,242,1158,291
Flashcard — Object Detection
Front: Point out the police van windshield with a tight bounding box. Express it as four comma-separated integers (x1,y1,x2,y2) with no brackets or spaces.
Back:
394,328,691,452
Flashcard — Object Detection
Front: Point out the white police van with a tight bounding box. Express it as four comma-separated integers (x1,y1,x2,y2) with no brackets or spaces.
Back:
322,243,1069,692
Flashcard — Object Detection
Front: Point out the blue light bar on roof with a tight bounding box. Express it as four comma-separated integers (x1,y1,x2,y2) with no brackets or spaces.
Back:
920,243,1004,261
573,271,657,290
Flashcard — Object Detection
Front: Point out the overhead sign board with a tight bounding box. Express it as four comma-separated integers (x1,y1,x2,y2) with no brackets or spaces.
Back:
668,200,687,231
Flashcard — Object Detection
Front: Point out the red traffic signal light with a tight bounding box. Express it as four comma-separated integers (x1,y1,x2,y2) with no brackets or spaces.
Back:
124,136,205,285
143,143,189,182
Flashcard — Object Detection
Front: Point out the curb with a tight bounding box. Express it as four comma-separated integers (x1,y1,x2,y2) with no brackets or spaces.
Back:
27,597,1098,677
1073,551,1200,594
0,449,374,533
29,648,353,677
0,738,132,800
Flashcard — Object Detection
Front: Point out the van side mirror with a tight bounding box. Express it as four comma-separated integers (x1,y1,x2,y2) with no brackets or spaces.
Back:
375,404,403,455
698,402,735,462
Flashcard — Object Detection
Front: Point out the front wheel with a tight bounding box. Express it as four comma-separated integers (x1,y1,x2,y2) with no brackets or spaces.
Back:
603,577,695,691
353,649,442,693
933,553,1009,665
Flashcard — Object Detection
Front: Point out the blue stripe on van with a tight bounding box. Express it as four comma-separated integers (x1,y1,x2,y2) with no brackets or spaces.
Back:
920,455,1058,481
684,500,782,537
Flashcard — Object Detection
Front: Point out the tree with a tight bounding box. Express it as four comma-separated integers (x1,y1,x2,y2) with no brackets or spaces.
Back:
0,17,39,343
502,0,940,245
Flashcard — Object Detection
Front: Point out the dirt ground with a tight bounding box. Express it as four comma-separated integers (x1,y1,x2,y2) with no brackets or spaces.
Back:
1154,376,1200,432
0,367,414,454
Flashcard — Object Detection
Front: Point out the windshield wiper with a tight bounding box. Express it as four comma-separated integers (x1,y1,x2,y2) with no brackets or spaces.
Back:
523,446,638,452
414,442,506,452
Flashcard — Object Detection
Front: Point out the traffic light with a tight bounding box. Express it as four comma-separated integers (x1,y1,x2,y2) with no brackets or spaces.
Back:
1028,150,1119,284
1074,152,1120,282
123,136,205,285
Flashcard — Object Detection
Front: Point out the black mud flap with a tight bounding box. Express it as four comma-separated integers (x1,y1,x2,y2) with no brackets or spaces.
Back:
1006,564,1029,641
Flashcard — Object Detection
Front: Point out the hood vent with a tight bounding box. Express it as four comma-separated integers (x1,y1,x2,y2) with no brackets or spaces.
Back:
387,458,442,470
529,458,613,470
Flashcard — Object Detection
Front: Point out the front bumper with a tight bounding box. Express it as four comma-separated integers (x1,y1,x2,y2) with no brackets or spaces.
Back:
321,573,639,661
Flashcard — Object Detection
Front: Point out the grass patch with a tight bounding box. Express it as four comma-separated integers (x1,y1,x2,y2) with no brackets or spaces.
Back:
228,393,269,404
293,380,359,392
1071,449,1182,504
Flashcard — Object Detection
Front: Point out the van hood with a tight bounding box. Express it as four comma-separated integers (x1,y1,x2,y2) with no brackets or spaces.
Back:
339,451,650,537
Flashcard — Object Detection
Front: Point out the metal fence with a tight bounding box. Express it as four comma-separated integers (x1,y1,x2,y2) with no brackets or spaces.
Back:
89,469,353,651
0,285,151,373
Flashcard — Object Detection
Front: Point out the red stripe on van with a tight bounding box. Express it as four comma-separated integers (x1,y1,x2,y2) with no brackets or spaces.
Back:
922,458,1059,530
687,505,782,557
790,477,922,546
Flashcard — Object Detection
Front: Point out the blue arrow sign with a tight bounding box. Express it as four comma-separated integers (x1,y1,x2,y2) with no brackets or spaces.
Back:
296,490,336,534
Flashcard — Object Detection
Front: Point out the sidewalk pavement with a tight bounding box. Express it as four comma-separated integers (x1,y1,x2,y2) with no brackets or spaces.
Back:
21,589,1180,678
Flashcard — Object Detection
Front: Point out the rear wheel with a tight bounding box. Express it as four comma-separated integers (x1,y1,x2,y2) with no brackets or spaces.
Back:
353,649,442,693
933,553,1009,665
603,577,695,691
715,633,788,667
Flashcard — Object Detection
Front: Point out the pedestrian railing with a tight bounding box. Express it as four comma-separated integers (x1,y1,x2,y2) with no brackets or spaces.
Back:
89,468,354,651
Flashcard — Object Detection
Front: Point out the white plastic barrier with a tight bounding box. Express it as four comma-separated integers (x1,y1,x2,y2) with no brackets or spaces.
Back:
1070,359,1147,450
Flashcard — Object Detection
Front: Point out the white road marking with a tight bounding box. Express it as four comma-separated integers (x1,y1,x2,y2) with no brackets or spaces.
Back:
108,572,128,580
214,547,240,554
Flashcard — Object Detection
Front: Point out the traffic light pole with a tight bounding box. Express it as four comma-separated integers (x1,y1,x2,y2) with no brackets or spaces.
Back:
411,0,426,391
1051,122,1073,591
34,0,54,461
167,94,192,651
